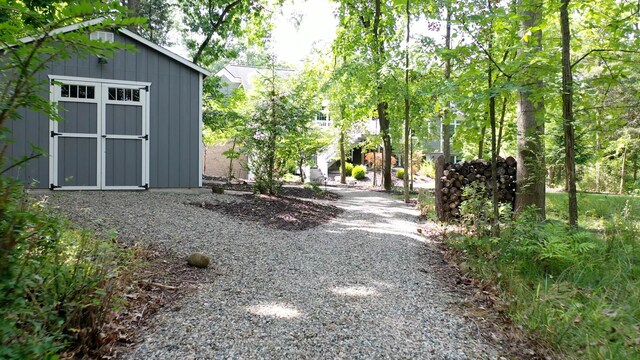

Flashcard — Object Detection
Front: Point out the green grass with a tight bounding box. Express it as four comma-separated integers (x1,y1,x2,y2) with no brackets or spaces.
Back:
448,192,640,359
547,192,640,229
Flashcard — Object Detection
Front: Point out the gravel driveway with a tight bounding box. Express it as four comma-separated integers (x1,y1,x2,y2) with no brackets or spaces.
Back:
45,188,503,359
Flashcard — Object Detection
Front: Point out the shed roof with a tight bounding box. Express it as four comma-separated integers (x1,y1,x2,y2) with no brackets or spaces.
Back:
217,64,295,92
19,18,211,77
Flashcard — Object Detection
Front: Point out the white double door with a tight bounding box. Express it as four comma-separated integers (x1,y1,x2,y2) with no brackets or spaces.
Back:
49,77,150,190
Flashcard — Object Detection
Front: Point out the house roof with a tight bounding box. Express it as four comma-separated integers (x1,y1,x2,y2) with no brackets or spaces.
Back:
217,64,295,92
18,18,211,77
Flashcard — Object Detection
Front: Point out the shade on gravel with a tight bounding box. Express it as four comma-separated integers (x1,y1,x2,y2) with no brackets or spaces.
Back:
44,188,504,359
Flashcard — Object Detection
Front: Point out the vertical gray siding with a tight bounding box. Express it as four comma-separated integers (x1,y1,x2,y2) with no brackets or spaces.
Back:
105,139,141,186
5,32,201,188
105,105,142,135
58,137,97,186
58,102,98,133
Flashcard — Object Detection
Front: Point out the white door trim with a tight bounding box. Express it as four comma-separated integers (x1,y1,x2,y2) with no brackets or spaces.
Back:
49,78,102,190
49,76,150,190
100,82,149,190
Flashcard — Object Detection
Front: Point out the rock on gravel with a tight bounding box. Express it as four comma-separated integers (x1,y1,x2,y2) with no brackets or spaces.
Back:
187,253,211,268
40,188,505,359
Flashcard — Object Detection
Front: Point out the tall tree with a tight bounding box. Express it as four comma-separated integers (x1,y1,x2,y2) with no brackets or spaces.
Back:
122,0,175,45
560,0,578,226
333,0,398,191
403,0,411,203
515,0,546,218
442,4,452,163
180,0,268,66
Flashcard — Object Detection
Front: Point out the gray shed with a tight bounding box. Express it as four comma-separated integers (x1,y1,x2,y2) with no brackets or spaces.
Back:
6,19,210,190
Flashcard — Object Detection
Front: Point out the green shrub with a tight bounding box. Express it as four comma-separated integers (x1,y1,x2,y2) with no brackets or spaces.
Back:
396,168,405,179
351,165,366,180
304,182,323,195
340,162,354,175
419,160,436,178
417,189,435,217
0,180,132,359
449,194,640,359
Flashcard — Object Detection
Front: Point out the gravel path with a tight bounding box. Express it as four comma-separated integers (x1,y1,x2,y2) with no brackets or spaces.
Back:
44,188,504,359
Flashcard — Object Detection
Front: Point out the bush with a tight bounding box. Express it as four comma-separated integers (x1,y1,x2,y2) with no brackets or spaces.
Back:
0,180,132,358
419,160,436,178
340,162,354,175
352,165,366,180
449,194,640,359
417,189,435,217
396,168,405,179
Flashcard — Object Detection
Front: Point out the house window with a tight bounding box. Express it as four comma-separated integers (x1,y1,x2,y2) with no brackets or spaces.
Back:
108,87,141,102
61,85,95,99
314,105,330,127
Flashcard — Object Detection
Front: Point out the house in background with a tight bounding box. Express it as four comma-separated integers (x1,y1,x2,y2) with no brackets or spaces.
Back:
203,64,295,180
207,64,459,182
6,19,210,190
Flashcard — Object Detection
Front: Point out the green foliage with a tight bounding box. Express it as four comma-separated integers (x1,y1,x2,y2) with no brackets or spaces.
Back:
419,159,436,178
303,182,324,196
352,165,366,180
458,183,512,234
396,168,405,179
244,60,321,195
417,188,434,217
128,0,176,46
340,162,354,175
180,0,269,66
0,180,132,358
450,192,640,358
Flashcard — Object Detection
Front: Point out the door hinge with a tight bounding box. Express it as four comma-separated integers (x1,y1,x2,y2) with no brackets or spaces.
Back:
138,134,148,140
50,131,61,137
50,184,61,190
139,183,149,190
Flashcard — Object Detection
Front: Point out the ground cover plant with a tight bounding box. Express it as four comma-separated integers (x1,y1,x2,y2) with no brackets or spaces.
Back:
445,192,640,359
0,180,134,358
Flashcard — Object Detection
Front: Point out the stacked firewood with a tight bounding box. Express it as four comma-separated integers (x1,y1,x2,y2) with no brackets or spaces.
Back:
435,156,517,221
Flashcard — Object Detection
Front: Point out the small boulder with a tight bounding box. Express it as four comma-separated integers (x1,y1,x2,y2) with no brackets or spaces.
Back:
211,185,224,194
187,253,210,268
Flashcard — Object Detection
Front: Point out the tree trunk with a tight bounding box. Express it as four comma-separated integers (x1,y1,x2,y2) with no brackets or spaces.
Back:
497,95,508,155
516,0,546,218
620,147,627,194
379,103,393,190
561,0,578,227
227,137,237,181
372,0,392,191
478,125,486,159
403,0,411,203
488,0,499,237
442,6,452,163
595,118,601,192
339,127,346,184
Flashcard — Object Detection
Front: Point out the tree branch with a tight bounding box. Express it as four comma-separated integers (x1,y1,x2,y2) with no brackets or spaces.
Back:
192,0,243,65
572,48,640,69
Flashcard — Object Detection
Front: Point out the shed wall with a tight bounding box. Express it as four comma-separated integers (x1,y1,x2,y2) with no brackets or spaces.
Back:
6,32,201,188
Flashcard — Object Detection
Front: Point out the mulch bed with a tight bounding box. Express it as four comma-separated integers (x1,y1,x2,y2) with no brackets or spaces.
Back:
191,194,343,231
